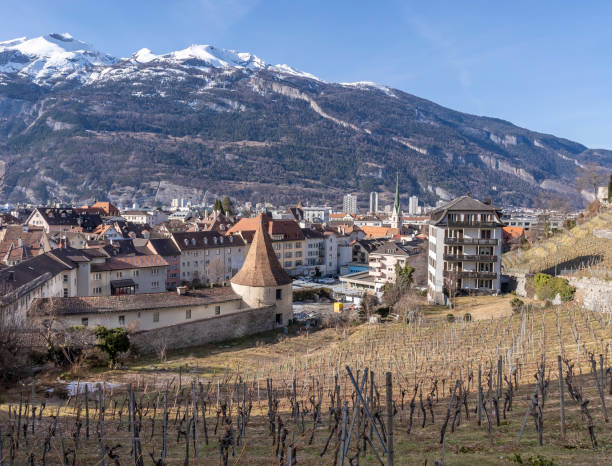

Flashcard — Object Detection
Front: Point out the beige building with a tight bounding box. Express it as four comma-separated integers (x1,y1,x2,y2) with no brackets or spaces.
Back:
170,231,246,285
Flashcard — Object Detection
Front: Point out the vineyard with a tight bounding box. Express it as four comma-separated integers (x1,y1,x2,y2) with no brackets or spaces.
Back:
502,209,612,277
2,299,612,464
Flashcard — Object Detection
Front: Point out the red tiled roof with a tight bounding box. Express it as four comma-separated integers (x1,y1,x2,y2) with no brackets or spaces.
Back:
227,215,304,241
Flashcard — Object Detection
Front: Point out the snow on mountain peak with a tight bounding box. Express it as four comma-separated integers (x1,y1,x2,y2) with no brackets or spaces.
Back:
0,33,118,83
1,34,321,85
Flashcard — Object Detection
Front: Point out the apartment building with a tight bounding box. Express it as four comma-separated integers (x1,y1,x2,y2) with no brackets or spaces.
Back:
427,195,503,304
171,231,247,285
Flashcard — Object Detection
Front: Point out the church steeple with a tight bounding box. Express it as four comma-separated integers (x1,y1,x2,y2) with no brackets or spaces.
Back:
394,172,400,214
391,172,401,230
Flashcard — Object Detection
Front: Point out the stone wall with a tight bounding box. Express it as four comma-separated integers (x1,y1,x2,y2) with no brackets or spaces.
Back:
131,306,277,353
567,277,612,313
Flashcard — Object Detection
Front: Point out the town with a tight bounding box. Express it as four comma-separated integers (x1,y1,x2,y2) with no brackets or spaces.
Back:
0,175,609,344
3,4,612,463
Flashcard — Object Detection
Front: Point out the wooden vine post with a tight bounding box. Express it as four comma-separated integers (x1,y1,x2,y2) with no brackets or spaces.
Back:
386,372,394,466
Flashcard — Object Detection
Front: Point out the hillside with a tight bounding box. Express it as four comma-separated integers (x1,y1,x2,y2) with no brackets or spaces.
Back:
502,207,612,276
1,34,611,207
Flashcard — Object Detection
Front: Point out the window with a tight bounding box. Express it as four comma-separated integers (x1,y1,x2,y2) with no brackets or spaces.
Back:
295,242,301,248
63,288,68,297
153,311,159,322
215,305,221,315
186,309,191,319
116,271,123,278
275,313,283,325
118,315,125,326
276,288,282,300
63,274,68,282
284,261,292,267
152,281,159,288
133,270,139,277
81,318,88,327
93,287,102,295
216,250,220,255
93,273,102,280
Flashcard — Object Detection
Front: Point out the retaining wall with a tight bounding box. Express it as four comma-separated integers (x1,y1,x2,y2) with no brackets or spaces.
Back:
131,306,278,353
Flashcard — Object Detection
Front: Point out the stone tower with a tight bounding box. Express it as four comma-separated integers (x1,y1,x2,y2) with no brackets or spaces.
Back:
230,215,293,326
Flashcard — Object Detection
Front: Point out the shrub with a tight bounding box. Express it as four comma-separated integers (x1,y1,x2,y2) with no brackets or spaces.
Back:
446,313,455,323
532,273,575,302
510,297,524,313
94,326,130,368
463,313,472,322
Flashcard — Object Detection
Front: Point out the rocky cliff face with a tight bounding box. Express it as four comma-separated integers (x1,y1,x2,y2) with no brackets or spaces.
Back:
0,34,610,207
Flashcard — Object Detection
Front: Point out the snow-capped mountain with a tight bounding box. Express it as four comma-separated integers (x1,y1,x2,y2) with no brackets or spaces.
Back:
0,33,118,84
0,33,610,207
0,33,318,86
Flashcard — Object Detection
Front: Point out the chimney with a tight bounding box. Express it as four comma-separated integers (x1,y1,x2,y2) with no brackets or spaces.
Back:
17,238,22,248
484,198,492,205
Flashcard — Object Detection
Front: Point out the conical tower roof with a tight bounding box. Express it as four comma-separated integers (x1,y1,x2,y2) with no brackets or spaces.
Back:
231,214,292,287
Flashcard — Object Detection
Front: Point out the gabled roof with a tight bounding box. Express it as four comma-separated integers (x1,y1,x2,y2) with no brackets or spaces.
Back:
147,238,181,257
171,231,244,251
430,195,503,225
30,208,102,230
361,225,399,238
370,240,420,257
231,215,292,287
227,215,305,241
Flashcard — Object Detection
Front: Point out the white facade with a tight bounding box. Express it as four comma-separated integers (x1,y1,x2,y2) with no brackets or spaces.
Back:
302,206,332,224
343,194,358,215
179,243,246,285
369,192,379,213
90,264,167,296
408,196,419,215
427,218,502,304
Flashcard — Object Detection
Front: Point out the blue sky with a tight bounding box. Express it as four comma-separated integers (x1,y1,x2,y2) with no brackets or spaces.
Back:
4,0,612,148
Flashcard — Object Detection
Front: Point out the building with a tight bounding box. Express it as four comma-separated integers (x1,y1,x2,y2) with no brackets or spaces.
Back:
343,194,358,215
89,255,168,296
369,192,379,214
408,196,419,215
227,215,306,277
230,217,293,326
390,175,402,229
171,231,246,286
302,206,332,224
89,201,121,217
0,248,94,324
143,238,182,290
27,222,294,351
0,225,52,266
26,208,102,233
369,240,421,286
122,209,168,226
427,195,503,304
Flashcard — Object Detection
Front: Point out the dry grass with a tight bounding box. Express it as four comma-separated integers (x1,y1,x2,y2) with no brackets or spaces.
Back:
3,296,612,464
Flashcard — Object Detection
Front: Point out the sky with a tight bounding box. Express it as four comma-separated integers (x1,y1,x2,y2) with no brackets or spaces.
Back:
3,0,612,148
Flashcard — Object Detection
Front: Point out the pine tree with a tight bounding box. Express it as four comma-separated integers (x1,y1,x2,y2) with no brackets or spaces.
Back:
213,198,223,213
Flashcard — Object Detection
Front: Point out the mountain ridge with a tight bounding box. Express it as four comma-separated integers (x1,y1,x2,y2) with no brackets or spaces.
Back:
0,33,610,208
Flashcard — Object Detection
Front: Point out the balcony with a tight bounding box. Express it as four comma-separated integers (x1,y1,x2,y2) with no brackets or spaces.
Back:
443,254,498,262
447,220,500,228
445,271,497,280
444,237,498,246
